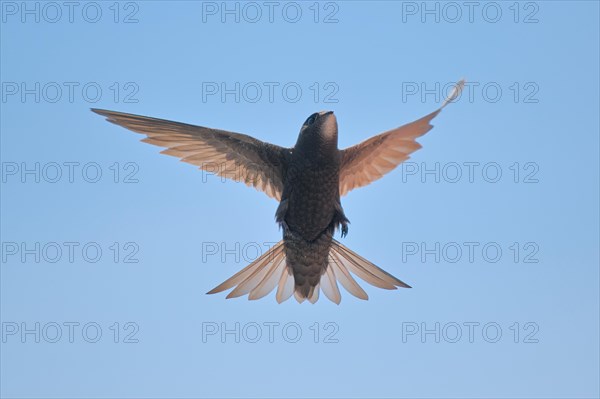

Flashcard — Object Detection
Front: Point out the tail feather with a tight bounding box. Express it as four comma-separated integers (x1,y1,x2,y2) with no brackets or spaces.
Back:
276,267,295,303
248,252,287,300
227,248,284,298
321,264,342,304
329,252,369,300
331,240,411,289
294,290,306,303
206,241,284,295
206,239,410,304
307,284,320,304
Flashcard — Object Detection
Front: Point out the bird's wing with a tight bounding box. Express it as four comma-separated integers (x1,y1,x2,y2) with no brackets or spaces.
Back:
92,109,288,200
339,79,464,196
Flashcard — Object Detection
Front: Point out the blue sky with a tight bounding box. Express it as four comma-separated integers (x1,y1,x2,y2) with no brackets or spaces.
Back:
1,1,599,398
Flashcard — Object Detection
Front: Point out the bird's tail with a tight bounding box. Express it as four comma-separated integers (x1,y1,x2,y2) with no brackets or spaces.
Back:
206,239,410,304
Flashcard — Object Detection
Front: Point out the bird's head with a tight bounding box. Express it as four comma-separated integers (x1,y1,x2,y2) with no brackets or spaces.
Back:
295,111,338,155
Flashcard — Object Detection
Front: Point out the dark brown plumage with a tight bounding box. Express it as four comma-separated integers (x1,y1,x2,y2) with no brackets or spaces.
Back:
91,79,464,304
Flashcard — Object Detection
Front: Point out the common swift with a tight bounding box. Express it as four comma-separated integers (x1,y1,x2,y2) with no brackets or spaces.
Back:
91,79,464,304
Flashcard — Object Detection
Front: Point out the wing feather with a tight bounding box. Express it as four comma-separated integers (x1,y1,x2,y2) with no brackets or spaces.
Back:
92,109,288,200
339,79,464,196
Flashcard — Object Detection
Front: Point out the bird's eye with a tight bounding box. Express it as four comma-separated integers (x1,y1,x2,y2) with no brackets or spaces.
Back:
305,113,318,126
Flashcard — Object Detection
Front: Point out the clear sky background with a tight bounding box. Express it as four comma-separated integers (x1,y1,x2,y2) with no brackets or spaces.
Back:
1,1,599,398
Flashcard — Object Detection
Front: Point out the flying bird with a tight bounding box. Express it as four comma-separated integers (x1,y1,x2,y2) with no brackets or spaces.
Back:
92,79,464,304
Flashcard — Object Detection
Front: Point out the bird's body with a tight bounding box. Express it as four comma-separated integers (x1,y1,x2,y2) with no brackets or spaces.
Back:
91,79,464,304
281,144,341,242
276,112,347,301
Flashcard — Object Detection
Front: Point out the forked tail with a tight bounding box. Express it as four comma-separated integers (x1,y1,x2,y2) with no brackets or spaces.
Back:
206,240,410,304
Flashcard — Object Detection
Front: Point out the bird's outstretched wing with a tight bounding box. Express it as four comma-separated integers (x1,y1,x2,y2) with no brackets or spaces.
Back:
339,79,464,196
91,109,288,200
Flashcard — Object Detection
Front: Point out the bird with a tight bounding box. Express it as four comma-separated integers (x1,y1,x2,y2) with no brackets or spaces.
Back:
91,79,464,304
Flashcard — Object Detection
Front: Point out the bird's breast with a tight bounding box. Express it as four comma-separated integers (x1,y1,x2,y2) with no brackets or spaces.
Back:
283,160,340,241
